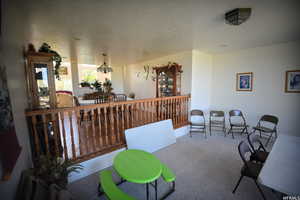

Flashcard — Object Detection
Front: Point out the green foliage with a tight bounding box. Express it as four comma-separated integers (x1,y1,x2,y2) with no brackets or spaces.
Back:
103,78,113,94
34,155,83,189
82,70,97,83
79,80,92,88
38,43,62,80
79,78,113,94
91,80,103,92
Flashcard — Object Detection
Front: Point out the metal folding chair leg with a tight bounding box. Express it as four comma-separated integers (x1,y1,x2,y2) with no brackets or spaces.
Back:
254,180,267,200
265,132,274,147
232,175,243,193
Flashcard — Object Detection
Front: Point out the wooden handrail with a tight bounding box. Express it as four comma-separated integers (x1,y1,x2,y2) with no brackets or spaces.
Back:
25,95,190,163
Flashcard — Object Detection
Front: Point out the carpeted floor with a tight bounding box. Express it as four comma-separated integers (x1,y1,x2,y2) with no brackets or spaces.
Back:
68,131,279,200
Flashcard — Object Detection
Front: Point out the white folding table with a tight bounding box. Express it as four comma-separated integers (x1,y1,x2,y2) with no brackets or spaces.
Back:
258,135,300,195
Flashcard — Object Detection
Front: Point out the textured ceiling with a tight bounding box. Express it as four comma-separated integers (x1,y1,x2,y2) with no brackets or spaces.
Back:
25,0,300,66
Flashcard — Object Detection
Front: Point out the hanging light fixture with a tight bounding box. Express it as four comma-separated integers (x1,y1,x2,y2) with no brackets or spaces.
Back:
97,53,113,73
225,8,251,25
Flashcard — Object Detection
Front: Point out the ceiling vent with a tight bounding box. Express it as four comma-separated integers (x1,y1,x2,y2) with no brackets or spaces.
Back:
225,8,251,25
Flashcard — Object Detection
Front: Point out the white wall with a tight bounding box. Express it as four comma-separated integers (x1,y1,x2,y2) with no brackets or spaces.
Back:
0,0,33,199
124,51,192,99
211,41,300,136
191,50,212,113
111,66,124,94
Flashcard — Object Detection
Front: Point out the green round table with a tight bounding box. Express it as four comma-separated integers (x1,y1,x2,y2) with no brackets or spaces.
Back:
113,149,162,184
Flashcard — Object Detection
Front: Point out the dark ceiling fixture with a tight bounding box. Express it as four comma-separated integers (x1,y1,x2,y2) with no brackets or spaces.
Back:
97,53,113,74
225,8,251,25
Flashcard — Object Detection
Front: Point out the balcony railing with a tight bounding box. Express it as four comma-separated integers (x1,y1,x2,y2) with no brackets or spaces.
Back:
25,95,190,163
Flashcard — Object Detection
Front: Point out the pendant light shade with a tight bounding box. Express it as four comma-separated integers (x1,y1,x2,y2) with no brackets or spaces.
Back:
97,53,113,73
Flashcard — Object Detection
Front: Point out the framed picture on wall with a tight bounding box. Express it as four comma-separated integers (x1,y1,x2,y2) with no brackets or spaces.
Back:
236,72,253,91
285,70,300,93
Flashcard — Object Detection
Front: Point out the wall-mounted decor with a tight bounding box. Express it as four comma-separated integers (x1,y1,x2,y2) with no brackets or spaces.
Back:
236,72,253,91
0,65,22,181
136,65,156,81
285,70,300,93
58,66,68,75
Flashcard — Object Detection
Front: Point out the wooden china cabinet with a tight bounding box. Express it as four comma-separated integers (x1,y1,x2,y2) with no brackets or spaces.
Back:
25,52,57,109
153,62,182,97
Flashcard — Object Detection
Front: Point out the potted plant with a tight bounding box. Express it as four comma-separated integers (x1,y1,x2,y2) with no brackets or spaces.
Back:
103,78,113,94
33,155,83,189
79,81,92,88
91,80,103,93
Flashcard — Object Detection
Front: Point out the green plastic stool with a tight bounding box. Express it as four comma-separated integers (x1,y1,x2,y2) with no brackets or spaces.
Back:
161,163,176,199
99,170,136,200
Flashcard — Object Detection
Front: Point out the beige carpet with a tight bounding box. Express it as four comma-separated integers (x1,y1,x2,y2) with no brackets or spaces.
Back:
68,131,280,200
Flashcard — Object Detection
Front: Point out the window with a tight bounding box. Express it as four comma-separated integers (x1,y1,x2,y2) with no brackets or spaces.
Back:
55,63,73,91
78,64,111,84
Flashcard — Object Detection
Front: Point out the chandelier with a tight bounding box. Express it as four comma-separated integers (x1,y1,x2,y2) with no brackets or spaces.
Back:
97,53,113,73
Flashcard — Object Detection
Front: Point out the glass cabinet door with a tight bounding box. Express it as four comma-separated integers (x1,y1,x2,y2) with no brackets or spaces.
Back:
34,63,51,108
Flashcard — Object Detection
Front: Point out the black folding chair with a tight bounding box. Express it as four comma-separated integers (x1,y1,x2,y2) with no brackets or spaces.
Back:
228,110,248,139
232,141,266,200
253,115,278,146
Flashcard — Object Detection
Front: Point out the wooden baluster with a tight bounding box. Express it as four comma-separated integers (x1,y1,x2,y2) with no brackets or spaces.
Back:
149,101,153,123
174,98,178,127
68,111,76,159
75,109,84,156
161,99,164,120
185,97,189,123
121,104,125,144
134,103,138,127
91,109,97,151
164,99,167,120
179,98,182,125
149,101,152,123
140,102,143,125
166,99,171,119
83,110,89,154
147,101,150,124
97,107,103,148
138,103,141,126
59,112,68,160
143,102,146,124
156,100,159,122
183,97,186,124
131,104,135,128
109,105,114,145
31,115,40,157
126,104,130,129
41,114,50,155
51,113,59,157
165,99,168,120
159,100,162,120
144,102,147,124
170,99,173,125
115,105,120,143
103,106,109,146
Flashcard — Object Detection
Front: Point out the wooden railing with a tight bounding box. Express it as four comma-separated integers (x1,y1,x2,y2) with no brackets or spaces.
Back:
25,95,190,163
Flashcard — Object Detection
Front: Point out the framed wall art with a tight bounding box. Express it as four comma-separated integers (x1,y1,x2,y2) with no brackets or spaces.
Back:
285,70,300,93
236,72,253,91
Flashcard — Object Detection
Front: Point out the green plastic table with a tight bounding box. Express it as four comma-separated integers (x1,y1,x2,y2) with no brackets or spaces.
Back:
113,149,162,200
113,149,162,183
